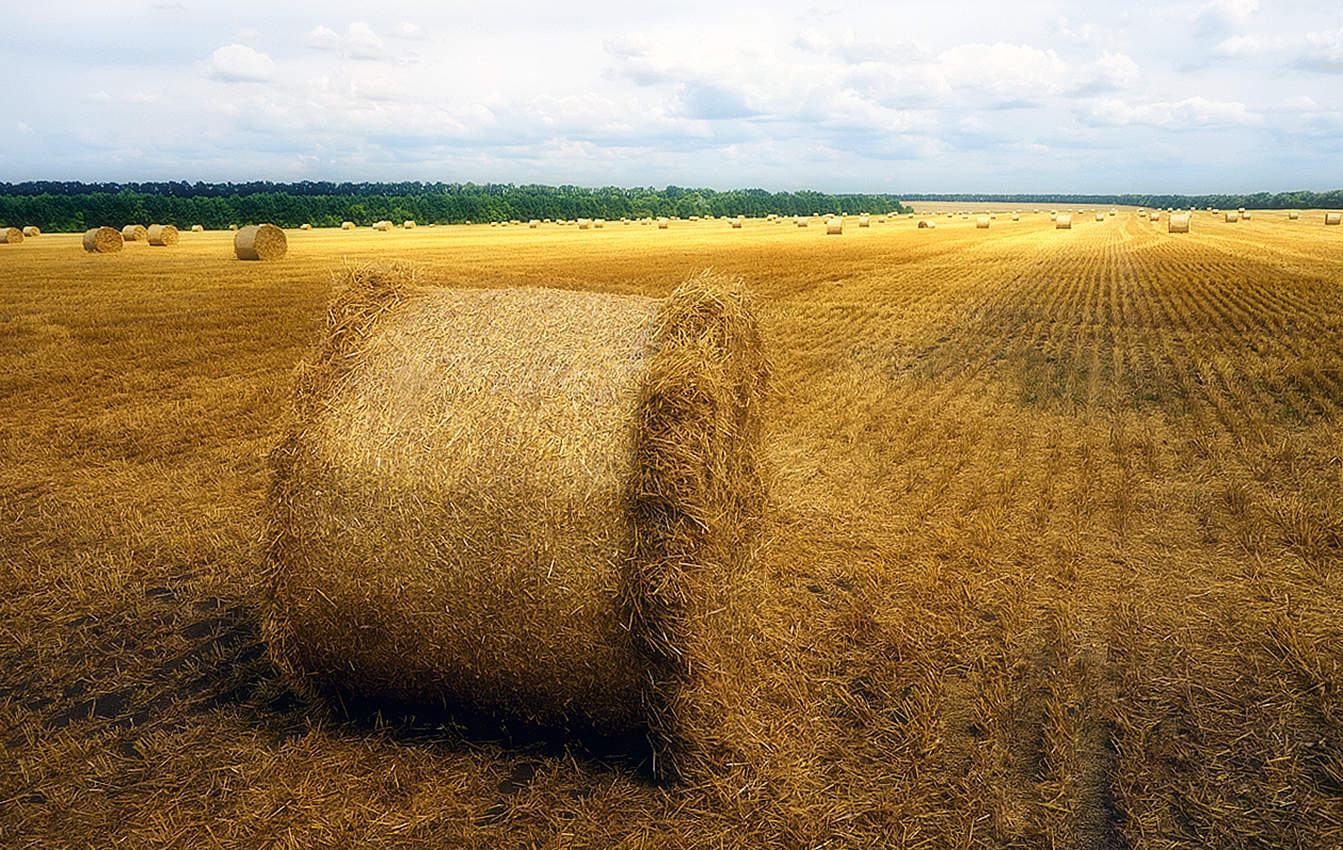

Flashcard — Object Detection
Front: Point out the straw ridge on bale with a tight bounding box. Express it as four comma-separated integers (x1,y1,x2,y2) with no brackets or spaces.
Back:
263,265,768,777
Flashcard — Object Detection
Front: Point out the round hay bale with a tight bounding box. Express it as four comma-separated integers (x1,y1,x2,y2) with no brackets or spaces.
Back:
657,217,669,229
1242,212,1252,220
342,221,355,230
403,220,416,229
976,216,990,229
191,224,204,232
1149,212,1160,222
594,219,605,229
234,224,287,261
826,218,842,235
858,215,870,228
300,223,313,231
22,226,40,237
1056,215,1073,230
82,226,123,253
1327,212,1342,226
796,217,808,228
373,221,391,232
529,219,540,229
264,266,767,773
229,224,239,231
2,227,23,244
917,219,936,229
1095,213,1105,222
730,217,743,229
1225,212,1239,222
1288,211,1300,220
147,224,179,246
1169,213,1191,233
1011,213,1020,221
121,224,148,242
578,218,591,230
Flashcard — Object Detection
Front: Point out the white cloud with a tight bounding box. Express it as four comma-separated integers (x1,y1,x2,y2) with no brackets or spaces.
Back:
304,25,340,50
1084,96,1260,127
1212,35,1260,57
1303,27,1343,64
206,44,274,82
17,121,33,134
347,22,385,60
390,21,427,41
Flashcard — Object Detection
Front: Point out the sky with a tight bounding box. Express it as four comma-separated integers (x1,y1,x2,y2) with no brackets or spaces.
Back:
1,0,1341,193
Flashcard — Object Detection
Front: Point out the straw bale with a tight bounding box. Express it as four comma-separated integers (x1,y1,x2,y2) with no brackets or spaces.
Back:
1011,214,1020,221
1327,212,1342,226
1056,215,1072,229
234,223,287,261
658,218,669,229
1169,213,1191,233
2,227,22,244
342,221,355,230
82,226,122,253
264,265,768,776
229,224,239,231
594,219,605,229
300,223,312,231
1242,212,1252,220
730,218,743,229
578,219,591,230
529,219,540,229
122,224,148,242
1149,212,1160,222
374,221,391,231
858,215,870,228
403,220,416,229
147,224,179,246
1287,211,1299,220
976,216,990,229
1096,213,1105,222
22,226,39,237
826,218,842,234
1225,212,1239,222
796,217,808,228
191,224,204,232
917,219,936,229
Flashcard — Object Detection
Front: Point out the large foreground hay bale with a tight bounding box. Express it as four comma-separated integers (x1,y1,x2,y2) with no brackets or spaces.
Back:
122,224,148,242
82,226,123,253
1327,212,1342,226
147,224,179,246
234,224,287,261
2,227,22,244
1056,215,1073,229
265,266,768,773
22,226,39,237
1169,213,1191,233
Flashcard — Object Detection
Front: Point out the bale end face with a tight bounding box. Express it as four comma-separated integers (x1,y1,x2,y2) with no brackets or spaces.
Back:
121,224,148,242
2,227,23,244
235,224,287,261
82,226,123,253
22,226,40,237
264,267,768,776
147,224,179,246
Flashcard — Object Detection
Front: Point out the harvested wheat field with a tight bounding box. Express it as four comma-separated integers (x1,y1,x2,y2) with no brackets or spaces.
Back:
2,216,1342,848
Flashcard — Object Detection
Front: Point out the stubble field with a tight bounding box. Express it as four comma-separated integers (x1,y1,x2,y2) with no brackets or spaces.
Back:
2,212,1341,848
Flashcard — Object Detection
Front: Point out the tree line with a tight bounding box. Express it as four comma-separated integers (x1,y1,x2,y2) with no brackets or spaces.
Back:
906,190,1343,210
0,182,911,232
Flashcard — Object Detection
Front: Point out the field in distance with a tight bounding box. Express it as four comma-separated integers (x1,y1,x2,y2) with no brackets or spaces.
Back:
2,211,1341,847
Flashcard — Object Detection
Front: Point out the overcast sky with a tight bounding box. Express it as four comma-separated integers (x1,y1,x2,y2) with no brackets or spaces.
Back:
2,0,1341,192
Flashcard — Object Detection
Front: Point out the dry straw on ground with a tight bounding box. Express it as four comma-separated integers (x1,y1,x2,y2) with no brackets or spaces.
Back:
1056,214,1073,229
265,265,768,777
1326,212,1342,226
1169,213,1191,233
81,226,122,253
2,226,23,244
234,224,287,261
121,224,148,242
23,226,40,237
147,224,179,246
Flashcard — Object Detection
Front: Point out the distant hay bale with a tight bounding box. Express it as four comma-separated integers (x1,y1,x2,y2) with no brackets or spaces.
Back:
1288,211,1300,220
529,219,540,229
1242,212,1252,220
826,217,843,235
594,219,605,229
1109,210,1117,216
1011,213,1020,221
1149,212,1160,222
403,220,416,229
229,224,239,231
1056,215,1072,229
234,224,287,261
147,224,179,246
858,215,870,228
2,227,23,244
1050,213,1057,221
191,224,204,232
578,218,591,230
1225,212,1239,222
82,226,122,253
976,216,990,229
342,221,355,230
918,219,936,229
1169,213,1191,233
1327,212,1342,226
731,217,743,229
1095,213,1105,222
373,221,391,232
658,217,669,229
796,217,808,228
264,266,767,774
22,226,39,237
299,223,312,231
122,224,148,242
